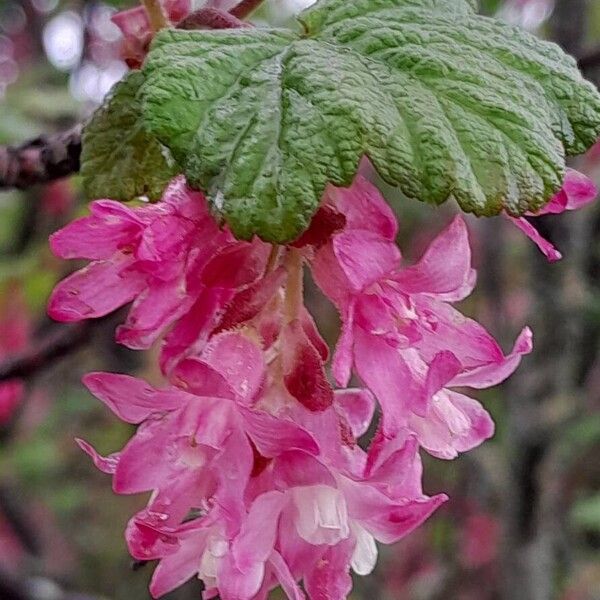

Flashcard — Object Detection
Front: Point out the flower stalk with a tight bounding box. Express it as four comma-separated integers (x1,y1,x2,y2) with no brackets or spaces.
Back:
283,248,303,323
142,0,169,31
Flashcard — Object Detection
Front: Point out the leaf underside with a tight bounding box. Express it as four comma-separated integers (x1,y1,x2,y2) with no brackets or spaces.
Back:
103,0,600,242
81,71,176,202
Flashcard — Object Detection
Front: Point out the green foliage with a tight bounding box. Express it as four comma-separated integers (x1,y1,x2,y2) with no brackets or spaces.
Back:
82,0,600,242
572,494,600,533
80,71,177,201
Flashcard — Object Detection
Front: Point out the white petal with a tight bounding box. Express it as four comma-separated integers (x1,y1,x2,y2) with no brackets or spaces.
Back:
350,523,378,576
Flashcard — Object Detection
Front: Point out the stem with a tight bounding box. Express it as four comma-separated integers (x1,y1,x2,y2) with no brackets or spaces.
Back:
229,0,266,19
142,0,169,31
264,244,280,275
283,248,303,323
0,321,93,382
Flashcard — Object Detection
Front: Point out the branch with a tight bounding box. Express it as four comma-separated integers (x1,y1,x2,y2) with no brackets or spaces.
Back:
578,47,600,72
0,321,93,383
0,125,81,191
0,0,266,192
142,0,169,31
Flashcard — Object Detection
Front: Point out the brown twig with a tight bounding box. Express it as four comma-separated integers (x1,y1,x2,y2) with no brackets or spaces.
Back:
578,46,600,72
0,322,93,383
0,125,81,191
142,0,169,31
0,0,266,192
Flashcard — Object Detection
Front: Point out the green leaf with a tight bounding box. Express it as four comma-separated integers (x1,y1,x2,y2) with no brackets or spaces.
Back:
81,71,176,201
141,0,600,242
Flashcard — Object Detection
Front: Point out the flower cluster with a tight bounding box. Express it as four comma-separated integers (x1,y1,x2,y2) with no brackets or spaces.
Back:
48,169,595,599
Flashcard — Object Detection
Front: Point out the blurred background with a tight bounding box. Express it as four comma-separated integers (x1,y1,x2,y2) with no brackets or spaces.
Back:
0,0,599,598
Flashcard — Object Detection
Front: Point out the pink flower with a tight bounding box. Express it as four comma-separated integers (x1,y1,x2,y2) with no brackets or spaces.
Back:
506,168,597,261
79,331,318,527
306,176,532,458
49,177,270,351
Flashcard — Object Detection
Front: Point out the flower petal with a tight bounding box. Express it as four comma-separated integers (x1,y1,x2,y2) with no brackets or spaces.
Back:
75,438,119,474
394,216,476,301
507,216,562,262
83,372,183,423
48,256,145,321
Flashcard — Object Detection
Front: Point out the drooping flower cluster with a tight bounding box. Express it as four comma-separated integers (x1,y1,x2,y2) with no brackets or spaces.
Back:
48,169,595,599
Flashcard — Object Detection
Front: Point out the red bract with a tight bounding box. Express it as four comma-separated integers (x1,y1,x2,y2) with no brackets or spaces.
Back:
111,0,191,68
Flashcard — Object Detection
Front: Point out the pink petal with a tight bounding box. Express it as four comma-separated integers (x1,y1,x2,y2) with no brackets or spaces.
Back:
343,479,446,543
393,216,476,301
364,431,423,498
75,438,119,474
412,297,506,369
126,515,182,561
333,388,375,438
328,175,398,239
424,351,462,399
170,357,235,399
535,168,597,214
114,418,178,494
333,230,400,293
136,214,194,273
211,428,254,532
116,277,192,349
310,242,354,309
49,200,143,260
83,372,184,423
446,391,495,453
304,539,354,600
450,326,533,388
150,533,207,598
409,390,494,459
232,491,286,572
353,328,422,430
111,5,150,38
48,256,146,321
217,559,265,600
200,332,266,403
160,287,236,373
365,495,447,544
331,303,355,387
507,216,562,262
268,551,305,600
239,408,319,458
273,451,336,489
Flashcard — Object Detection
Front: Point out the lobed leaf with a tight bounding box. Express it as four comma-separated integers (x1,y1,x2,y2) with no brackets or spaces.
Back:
81,71,177,202
137,0,600,241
